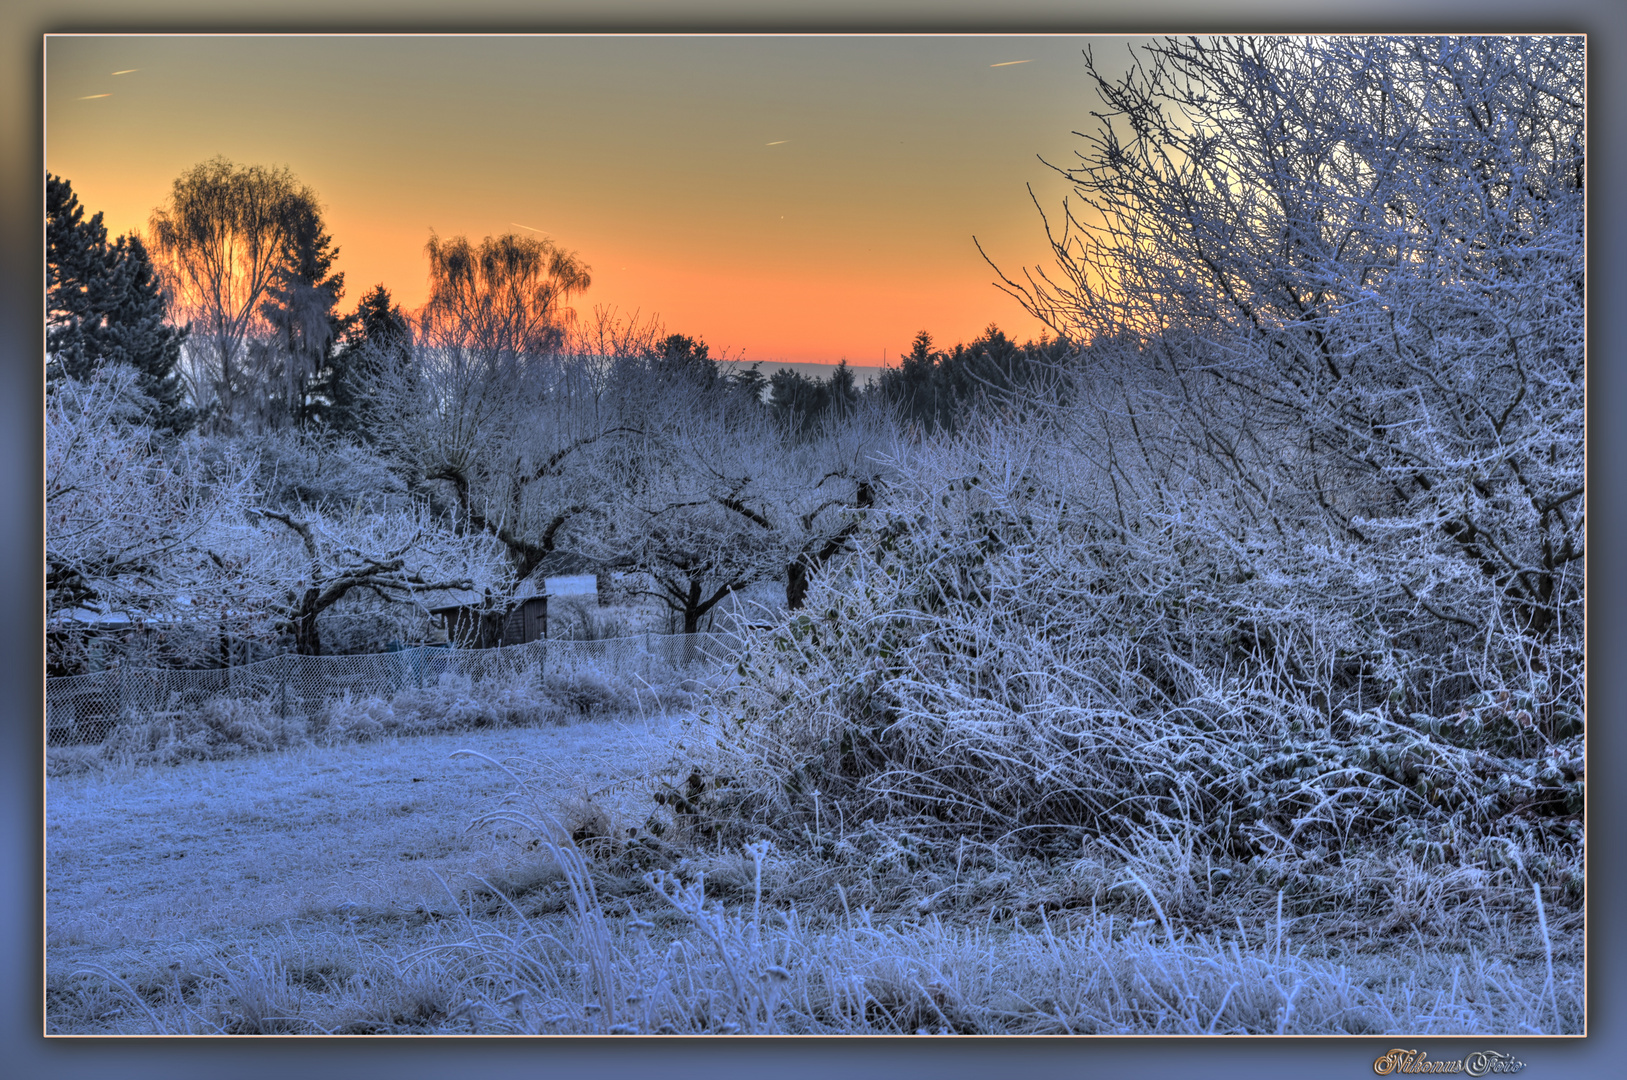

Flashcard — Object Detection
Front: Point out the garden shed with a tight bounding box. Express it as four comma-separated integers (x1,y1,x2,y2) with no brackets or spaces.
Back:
422,554,602,648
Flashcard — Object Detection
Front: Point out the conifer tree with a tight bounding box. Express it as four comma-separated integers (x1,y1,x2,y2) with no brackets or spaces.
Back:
317,284,412,439
256,197,345,428
46,174,188,430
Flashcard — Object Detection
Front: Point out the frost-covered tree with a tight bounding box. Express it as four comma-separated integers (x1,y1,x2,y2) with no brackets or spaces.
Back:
681,34,1586,882
246,502,506,656
359,231,614,617
250,193,346,429
46,367,254,672
48,365,509,667
998,35,1584,704
314,284,413,440
367,340,626,594
581,402,787,634
581,381,894,627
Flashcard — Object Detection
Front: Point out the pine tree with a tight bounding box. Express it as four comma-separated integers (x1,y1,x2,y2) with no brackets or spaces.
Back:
768,367,831,436
878,330,945,432
649,332,717,389
45,173,108,383
827,359,858,416
315,284,411,439
257,198,345,429
99,233,189,430
46,174,189,431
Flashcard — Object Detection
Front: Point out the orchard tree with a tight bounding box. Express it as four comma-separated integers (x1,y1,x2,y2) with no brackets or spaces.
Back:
778,406,891,609
46,367,254,672
590,378,894,620
248,502,506,656
47,366,506,665
583,408,786,635
378,230,598,585
47,174,188,431
368,337,628,588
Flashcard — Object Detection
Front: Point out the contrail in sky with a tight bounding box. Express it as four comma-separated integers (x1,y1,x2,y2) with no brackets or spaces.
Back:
765,140,789,146
990,60,1035,67
510,222,545,233
111,69,139,75
78,94,111,99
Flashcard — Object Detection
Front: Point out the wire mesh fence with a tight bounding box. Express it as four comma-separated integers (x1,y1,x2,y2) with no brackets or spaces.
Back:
45,631,745,747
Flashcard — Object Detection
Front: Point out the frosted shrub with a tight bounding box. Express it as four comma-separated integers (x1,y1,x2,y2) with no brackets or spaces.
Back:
684,419,1582,892
311,693,392,745
540,667,621,721
96,697,308,765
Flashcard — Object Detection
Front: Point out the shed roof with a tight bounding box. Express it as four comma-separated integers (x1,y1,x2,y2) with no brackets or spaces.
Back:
421,567,599,613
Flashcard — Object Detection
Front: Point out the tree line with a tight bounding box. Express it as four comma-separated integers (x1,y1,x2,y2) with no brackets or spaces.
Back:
46,158,1064,672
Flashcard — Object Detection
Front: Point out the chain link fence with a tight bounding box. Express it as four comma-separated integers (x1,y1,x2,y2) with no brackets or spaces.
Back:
46,632,745,747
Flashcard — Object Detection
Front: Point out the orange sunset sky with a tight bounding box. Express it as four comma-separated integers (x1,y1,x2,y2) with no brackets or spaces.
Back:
45,34,1139,367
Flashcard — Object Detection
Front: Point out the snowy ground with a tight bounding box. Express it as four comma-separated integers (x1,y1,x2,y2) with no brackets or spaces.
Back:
47,717,679,995
45,711,1583,1035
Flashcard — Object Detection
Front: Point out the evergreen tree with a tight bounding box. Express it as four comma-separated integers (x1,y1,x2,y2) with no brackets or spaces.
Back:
648,332,717,390
878,330,947,432
768,367,831,436
939,324,1024,414
316,284,412,440
827,359,859,417
46,174,188,430
725,362,767,404
45,173,107,382
876,326,1073,435
256,198,345,428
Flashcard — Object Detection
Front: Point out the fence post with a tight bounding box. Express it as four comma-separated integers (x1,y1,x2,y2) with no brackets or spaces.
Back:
279,657,288,719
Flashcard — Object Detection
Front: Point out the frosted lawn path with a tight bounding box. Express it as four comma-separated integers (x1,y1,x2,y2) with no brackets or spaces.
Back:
47,716,679,958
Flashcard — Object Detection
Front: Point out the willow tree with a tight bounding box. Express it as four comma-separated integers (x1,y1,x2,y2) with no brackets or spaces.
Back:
360,232,615,633
148,158,332,433
420,230,591,375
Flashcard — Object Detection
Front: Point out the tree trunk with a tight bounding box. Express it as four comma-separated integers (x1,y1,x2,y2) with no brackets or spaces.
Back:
786,558,811,611
787,479,871,609
294,588,322,655
682,579,704,635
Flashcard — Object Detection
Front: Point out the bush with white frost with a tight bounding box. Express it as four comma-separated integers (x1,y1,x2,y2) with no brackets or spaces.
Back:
680,416,1581,906
669,38,1584,907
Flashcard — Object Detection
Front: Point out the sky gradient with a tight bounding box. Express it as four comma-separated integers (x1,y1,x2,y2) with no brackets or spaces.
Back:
45,34,1140,367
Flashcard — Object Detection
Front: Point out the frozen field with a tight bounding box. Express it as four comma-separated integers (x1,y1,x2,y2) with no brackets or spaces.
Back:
47,715,681,1027
45,709,1582,1036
